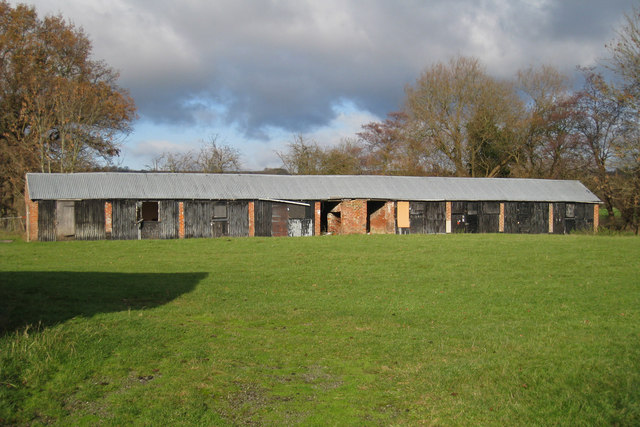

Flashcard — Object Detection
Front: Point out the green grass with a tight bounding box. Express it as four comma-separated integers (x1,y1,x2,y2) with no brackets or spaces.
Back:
1,234,639,425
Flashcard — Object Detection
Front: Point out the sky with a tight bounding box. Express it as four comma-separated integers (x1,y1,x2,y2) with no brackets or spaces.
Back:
10,0,638,171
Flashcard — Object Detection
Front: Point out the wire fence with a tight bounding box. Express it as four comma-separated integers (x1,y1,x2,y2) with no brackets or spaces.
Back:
0,216,25,233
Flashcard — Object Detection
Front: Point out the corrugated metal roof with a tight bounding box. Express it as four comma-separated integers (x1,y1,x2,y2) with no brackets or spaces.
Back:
26,172,601,203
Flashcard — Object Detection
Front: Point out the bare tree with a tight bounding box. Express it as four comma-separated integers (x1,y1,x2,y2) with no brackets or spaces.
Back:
404,56,524,177
149,136,241,173
197,135,241,173
276,134,325,174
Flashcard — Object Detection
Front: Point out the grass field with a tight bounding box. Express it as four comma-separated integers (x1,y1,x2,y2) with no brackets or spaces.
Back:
1,234,639,425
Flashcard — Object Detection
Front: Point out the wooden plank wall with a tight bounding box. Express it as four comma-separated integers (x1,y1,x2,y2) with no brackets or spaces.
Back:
410,202,446,234
254,200,272,237
478,202,500,233
159,200,179,239
112,200,137,240
228,201,249,237
504,202,549,234
75,200,106,240
38,200,56,241
184,201,214,238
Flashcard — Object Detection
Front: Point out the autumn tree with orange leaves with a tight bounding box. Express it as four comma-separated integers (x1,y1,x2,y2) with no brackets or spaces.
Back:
0,1,136,217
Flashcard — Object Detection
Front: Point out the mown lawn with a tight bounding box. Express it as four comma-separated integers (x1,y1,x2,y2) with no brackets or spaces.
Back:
1,234,639,425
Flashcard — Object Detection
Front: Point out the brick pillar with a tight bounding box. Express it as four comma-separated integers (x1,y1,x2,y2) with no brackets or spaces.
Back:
499,203,505,233
548,203,554,233
314,201,321,236
248,201,255,237
385,201,395,234
445,201,452,234
178,202,185,239
105,202,113,234
25,183,38,242
594,204,599,232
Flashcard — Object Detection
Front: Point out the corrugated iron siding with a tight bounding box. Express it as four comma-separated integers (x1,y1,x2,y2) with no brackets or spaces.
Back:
26,173,602,204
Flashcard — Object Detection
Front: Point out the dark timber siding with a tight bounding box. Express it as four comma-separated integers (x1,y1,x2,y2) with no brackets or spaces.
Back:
479,202,500,233
112,200,137,240
555,202,594,234
553,203,566,234
75,200,106,240
38,200,56,241
159,200,179,239
228,201,249,237
450,202,499,233
574,203,594,231
410,202,446,234
184,201,215,238
504,202,549,234
254,200,272,237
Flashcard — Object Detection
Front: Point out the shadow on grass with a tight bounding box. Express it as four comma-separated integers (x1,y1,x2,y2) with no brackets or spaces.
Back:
0,271,208,334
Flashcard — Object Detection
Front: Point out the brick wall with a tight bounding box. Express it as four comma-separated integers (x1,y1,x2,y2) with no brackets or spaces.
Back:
593,204,599,232
25,184,38,242
314,202,321,236
445,202,452,233
105,202,113,233
499,203,505,233
178,202,185,238
340,199,367,234
369,201,396,234
248,201,255,237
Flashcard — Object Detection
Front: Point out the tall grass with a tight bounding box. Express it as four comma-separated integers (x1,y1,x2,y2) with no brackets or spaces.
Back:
1,234,639,425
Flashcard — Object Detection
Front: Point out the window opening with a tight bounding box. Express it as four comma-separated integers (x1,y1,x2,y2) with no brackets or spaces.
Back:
288,204,306,219
213,203,227,220
141,201,159,221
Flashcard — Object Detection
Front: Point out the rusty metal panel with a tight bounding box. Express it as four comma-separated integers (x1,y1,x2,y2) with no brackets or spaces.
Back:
38,200,56,241
271,203,288,237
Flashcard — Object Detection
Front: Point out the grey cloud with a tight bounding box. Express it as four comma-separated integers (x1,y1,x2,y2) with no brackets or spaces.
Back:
31,0,635,137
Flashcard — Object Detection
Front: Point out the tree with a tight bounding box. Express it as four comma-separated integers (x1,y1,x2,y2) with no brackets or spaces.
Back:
149,136,241,173
404,56,524,177
514,65,582,179
197,136,241,173
574,68,628,217
276,134,325,175
0,2,136,216
606,6,640,232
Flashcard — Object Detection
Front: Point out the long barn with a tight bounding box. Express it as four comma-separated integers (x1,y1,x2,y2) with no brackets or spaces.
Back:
24,172,601,241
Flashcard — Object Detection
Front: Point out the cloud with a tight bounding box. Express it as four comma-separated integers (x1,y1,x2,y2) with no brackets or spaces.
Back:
13,0,636,141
